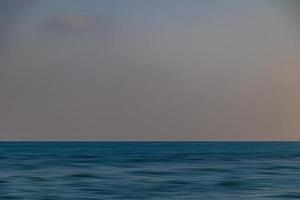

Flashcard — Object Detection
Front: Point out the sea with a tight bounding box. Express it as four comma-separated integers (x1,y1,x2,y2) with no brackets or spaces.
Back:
0,142,300,199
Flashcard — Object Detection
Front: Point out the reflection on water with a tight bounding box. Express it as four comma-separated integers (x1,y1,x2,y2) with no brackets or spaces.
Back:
0,142,300,199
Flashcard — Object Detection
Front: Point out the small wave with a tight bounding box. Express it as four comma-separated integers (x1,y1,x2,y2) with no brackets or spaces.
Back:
269,193,300,199
65,173,100,179
128,170,176,176
216,180,243,187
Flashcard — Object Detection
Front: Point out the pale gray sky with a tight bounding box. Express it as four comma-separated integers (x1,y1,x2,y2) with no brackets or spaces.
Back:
0,0,299,140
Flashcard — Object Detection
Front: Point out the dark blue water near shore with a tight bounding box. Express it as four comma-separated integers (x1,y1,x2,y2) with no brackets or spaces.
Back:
1,142,300,199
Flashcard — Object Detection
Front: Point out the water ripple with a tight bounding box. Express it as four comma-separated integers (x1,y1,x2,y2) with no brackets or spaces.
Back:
0,142,300,199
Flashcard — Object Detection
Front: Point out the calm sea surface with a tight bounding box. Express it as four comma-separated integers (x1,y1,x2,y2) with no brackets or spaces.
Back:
0,142,300,199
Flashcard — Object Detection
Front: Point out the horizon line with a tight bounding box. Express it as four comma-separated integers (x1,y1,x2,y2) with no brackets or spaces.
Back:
0,140,300,142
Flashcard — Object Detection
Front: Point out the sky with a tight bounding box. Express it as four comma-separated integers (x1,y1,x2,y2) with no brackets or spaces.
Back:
0,0,299,140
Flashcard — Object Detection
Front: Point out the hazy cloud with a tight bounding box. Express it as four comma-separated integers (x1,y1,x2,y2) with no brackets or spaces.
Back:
41,15,110,35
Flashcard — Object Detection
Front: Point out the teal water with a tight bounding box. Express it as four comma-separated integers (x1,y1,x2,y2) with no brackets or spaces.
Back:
0,142,300,199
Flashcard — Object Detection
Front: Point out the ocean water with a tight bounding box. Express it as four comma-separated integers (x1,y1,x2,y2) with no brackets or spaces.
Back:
0,142,300,199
